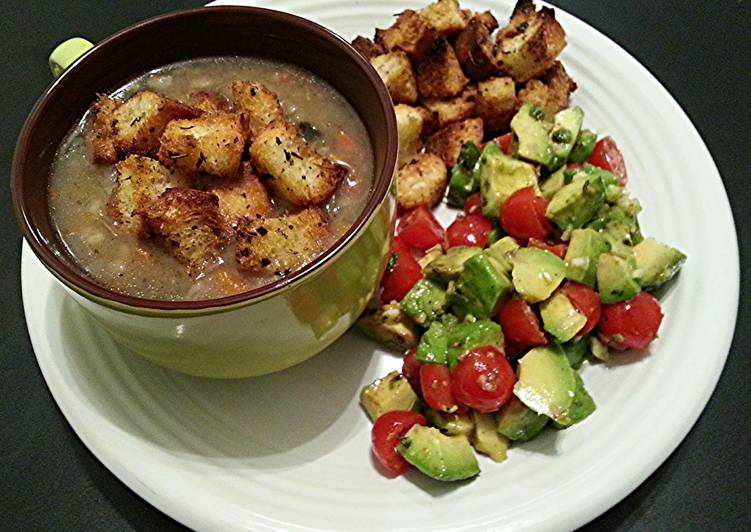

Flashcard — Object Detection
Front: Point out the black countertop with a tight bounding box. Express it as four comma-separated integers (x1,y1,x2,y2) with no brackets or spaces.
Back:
2,1,749,530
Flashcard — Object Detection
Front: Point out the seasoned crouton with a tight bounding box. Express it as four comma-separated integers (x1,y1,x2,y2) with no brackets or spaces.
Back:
425,117,484,167
249,121,346,206
477,76,517,132
370,52,418,104
397,153,448,210
496,0,566,82
395,104,438,168
204,162,273,229
235,208,329,275
351,36,385,59
231,80,284,137
455,17,499,81
90,91,201,164
473,10,499,31
420,0,469,36
375,10,438,61
158,112,245,178
188,91,232,114
417,38,469,99
138,188,226,276
517,62,576,120
107,155,189,235
423,86,478,127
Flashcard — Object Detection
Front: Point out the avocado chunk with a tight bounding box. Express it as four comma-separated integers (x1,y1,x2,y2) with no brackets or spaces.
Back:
511,102,553,166
447,141,482,207
568,129,597,164
451,254,513,319
496,395,549,441
546,106,584,170
565,228,611,287
589,336,610,362
632,238,687,290
416,319,450,365
596,252,641,304
417,245,444,269
426,408,475,436
357,303,420,351
400,278,448,327
484,236,521,274
562,336,591,370
511,247,567,303
470,412,509,463
478,143,539,218
540,166,573,201
540,290,587,343
513,346,577,422
546,175,605,230
446,319,504,368
553,373,596,428
360,371,420,422
397,425,480,481
601,220,636,257
424,246,483,282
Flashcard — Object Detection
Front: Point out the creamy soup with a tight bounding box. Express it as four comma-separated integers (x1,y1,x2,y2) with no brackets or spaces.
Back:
49,57,374,301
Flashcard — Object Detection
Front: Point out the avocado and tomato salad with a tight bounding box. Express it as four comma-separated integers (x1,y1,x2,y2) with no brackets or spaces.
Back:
360,102,686,482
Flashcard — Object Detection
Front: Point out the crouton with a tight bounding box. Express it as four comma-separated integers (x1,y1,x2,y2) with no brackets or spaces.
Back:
89,91,201,164
422,86,478,127
188,91,232,114
375,10,438,61
138,188,226,276
477,76,517,132
231,80,284,137
455,17,499,81
417,38,469,99
517,62,577,120
397,153,449,210
370,52,418,104
235,208,329,275
107,155,189,235
473,10,499,31
158,112,245,178
351,36,385,59
249,121,346,206
204,162,273,229
496,0,566,82
425,117,484,167
420,0,469,36
395,104,438,168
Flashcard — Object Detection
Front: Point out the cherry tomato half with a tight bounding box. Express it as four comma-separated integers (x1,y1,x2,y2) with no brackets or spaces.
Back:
420,364,458,413
497,298,548,347
446,214,493,248
490,132,514,155
397,206,445,251
528,238,567,258
560,281,602,336
371,411,426,477
587,137,627,185
500,187,552,241
599,292,663,351
451,346,516,413
402,349,422,396
463,193,483,215
380,249,423,303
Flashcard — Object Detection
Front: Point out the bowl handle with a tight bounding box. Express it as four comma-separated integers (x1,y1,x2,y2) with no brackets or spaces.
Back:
49,37,94,78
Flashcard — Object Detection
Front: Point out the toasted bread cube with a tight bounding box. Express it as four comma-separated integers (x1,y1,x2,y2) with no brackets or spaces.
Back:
90,92,200,164
395,104,438,168
370,52,418,104
397,153,449,209
375,10,438,61
473,10,499,31
158,112,245,178
204,162,273,229
249,121,346,207
417,38,468,99
423,86,478,127
455,17,499,81
420,0,469,36
235,208,329,275
496,0,566,82
425,117,484,167
517,62,577,120
107,155,189,234
477,76,517,132
188,91,232,114
351,36,385,59
138,188,226,275
231,80,284,137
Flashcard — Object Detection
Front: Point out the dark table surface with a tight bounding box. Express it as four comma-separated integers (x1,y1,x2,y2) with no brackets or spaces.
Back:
2,1,749,530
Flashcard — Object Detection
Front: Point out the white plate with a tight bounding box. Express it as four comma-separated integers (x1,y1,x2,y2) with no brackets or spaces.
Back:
23,1,739,530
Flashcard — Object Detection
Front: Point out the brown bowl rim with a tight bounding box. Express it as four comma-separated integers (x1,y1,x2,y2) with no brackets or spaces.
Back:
12,5,397,312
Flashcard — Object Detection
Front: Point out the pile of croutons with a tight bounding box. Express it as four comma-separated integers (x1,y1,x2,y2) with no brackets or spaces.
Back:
353,0,576,211
90,81,345,279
